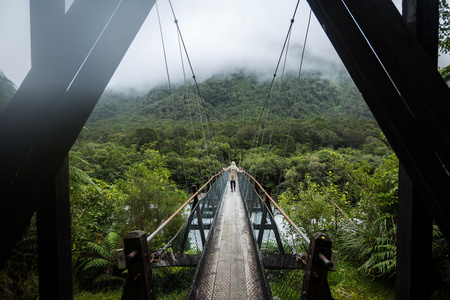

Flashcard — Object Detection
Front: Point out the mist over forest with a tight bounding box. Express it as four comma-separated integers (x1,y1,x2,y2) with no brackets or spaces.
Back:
90,69,372,126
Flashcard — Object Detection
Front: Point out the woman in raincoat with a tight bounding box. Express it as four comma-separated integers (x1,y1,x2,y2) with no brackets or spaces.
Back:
223,161,240,192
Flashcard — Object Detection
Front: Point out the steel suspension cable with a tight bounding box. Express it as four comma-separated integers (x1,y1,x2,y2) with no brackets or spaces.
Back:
277,9,313,195
196,89,213,179
175,19,205,184
156,1,188,190
249,0,301,176
260,24,294,187
167,0,222,172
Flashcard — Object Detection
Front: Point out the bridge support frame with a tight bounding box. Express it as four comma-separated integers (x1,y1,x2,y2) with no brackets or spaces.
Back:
181,185,206,252
301,233,333,300
257,192,285,254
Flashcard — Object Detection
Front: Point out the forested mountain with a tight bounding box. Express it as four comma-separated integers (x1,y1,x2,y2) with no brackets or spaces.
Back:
88,71,373,127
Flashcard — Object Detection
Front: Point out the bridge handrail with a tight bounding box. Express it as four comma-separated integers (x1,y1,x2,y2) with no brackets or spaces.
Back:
242,170,311,245
147,170,225,243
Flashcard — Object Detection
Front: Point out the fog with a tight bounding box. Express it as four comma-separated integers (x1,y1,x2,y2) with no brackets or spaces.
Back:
1,0,448,94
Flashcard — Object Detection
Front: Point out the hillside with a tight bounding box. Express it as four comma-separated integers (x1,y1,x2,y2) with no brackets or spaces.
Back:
88,70,372,128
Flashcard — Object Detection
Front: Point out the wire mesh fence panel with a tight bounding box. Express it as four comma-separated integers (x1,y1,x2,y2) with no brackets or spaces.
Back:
266,269,303,300
153,265,196,299
149,172,229,299
238,172,312,299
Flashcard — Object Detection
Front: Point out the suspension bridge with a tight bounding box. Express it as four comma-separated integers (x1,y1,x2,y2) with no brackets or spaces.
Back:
0,0,449,299
119,170,336,299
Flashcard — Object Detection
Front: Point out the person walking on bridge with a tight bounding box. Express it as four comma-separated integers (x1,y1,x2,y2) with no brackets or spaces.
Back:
224,161,240,192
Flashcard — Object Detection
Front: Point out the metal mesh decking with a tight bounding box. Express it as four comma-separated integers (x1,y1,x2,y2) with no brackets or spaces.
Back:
187,181,272,299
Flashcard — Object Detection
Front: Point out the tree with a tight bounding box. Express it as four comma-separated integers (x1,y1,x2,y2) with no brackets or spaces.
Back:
440,0,450,81
117,150,186,248
0,70,16,112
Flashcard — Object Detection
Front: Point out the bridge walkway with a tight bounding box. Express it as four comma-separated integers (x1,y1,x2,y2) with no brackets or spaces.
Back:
188,181,270,299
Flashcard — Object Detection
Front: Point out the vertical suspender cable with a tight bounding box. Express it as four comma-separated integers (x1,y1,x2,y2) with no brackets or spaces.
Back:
156,1,188,190
168,0,222,174
261,18,296,186
196,89,213,179
248,0,301,178
277,9,312,195
176,23,205,184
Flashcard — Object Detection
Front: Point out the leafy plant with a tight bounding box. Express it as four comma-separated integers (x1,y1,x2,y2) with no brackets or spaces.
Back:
83,232,125,288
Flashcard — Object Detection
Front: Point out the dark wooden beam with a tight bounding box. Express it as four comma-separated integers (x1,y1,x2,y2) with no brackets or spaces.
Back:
37,157,73,299
30,1,73,298
0,0,156,268
397,165,432,299
395,1,437,298
0,0,122,268
341,0,450,172
306,0,450,242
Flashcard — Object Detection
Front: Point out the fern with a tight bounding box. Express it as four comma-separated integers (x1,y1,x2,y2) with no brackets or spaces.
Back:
82,232,124,287
92,273,125,285
69,152,100,192
84,258,109,271
339,215,397,278
85,241,110,259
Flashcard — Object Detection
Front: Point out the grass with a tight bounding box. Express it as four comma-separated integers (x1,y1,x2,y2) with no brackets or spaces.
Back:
74,290,122,300
328,259,395,299
74,260,395,300
74,288,188,299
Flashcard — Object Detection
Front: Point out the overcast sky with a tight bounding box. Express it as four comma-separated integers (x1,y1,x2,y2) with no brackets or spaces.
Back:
0,0,447,93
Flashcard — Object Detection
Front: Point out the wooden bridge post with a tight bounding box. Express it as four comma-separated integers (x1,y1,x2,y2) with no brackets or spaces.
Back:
121,231,155,300
301,233,333,300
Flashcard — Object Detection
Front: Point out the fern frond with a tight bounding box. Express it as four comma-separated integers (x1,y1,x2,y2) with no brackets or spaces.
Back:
93,273,125,285
85,241,110,258
106,232,120,253
84,258,109,270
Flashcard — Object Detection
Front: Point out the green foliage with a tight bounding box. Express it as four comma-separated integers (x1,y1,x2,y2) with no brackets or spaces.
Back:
83,232,125,288
280,152,399,281
440,0,450,55
279,171,350,239
117,150,186,244
440,0,450,83
340,217,397,278
0,216,39,299
431,226,450,296
3,66,447,297
0,69,16,113
71,178,127,248
153,265,194,299
88,71,371,128
74,289,123,300
328,259,395,299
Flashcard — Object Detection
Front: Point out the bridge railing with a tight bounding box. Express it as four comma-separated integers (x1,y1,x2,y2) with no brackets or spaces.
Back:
120,170,228,299
239,171,337,299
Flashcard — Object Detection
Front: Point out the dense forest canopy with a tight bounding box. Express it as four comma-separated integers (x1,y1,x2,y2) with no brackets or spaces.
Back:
89,70,373,126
